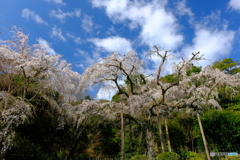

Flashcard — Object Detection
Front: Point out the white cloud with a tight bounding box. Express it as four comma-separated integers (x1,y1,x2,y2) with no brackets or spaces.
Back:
49,8,81,22
175,0,194,24
90,0,236,74
139,8,183,50
50,26,66,41
44,0,65,5
22,8,48,25
75,48,87,57
181,28,235,67
66,32,81,44
200,11,225,30
106,26,116,35
228,0,240,12
36,37,56,55
90,36,133,55
74,48,101,68
81,15,102,33
96,87,117,100
81,15,94,33
96,80,125,100
90,0,183,50
179,10,235,67
176,0,194,17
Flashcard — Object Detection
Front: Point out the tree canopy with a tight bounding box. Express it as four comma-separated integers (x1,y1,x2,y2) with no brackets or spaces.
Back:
212,58,240,74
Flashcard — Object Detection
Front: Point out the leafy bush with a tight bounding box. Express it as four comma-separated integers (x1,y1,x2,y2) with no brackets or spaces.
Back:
181,151,205,160
129,154,149,160
156,152,180,160
220,155,240,160
189,157,205,160
182,151,198,159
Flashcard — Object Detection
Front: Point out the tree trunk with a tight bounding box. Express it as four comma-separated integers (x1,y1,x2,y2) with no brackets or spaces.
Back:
164,117,171,152
121,110,125,160
146,122,156,159
157,114,165,153
129,118,133,157
197,113,211,160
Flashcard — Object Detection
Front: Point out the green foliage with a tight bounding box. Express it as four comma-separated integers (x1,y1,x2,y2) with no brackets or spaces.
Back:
183,151,198,159
99,99,110,103
129,154,149,160
70,99,83,106
160,74,177,84
5,133,59,160
5,107,65,159
212,58,240,74
220,155,240,160
182,151,205,160
186,65,201,76
167,119,186,149
217,85,240,109
84,95,92,100
156,152,180,160
202,110,240,147
98,121,121,155
227,103,240,112
189,157,205,160
111,93,121,103
160,65,201,84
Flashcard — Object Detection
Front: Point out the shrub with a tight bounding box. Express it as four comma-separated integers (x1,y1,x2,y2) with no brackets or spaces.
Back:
190,157,205,160
129,154,149,160
156,152,180,160
183,151,198,159
220,155,240,160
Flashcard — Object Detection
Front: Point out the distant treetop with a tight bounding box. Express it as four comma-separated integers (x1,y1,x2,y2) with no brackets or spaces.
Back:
212,58,240,74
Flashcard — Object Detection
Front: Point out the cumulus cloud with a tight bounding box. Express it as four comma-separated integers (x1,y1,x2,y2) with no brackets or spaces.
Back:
228,0,240,12
179,10,235,67
90,0,183,50
44,0,65,5
36,37,56,55
50,26,66,41
90,0,236,74
139,8,183,50
90,36,133,55
22,8,48,25
49,8,81,22
181,28,235,66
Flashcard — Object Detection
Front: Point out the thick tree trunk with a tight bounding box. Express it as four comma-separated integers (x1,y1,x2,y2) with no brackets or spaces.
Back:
197,113,211,160
164,117,171,152
157,114,165,153
146,122,156,159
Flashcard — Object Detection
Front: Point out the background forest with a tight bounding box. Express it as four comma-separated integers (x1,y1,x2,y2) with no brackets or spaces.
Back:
0,28,240,160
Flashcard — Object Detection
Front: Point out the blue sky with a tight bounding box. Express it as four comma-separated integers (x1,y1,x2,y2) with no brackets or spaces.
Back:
0,0,240,99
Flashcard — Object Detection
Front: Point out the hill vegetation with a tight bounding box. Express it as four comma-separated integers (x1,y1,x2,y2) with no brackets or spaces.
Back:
0,27,240,160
